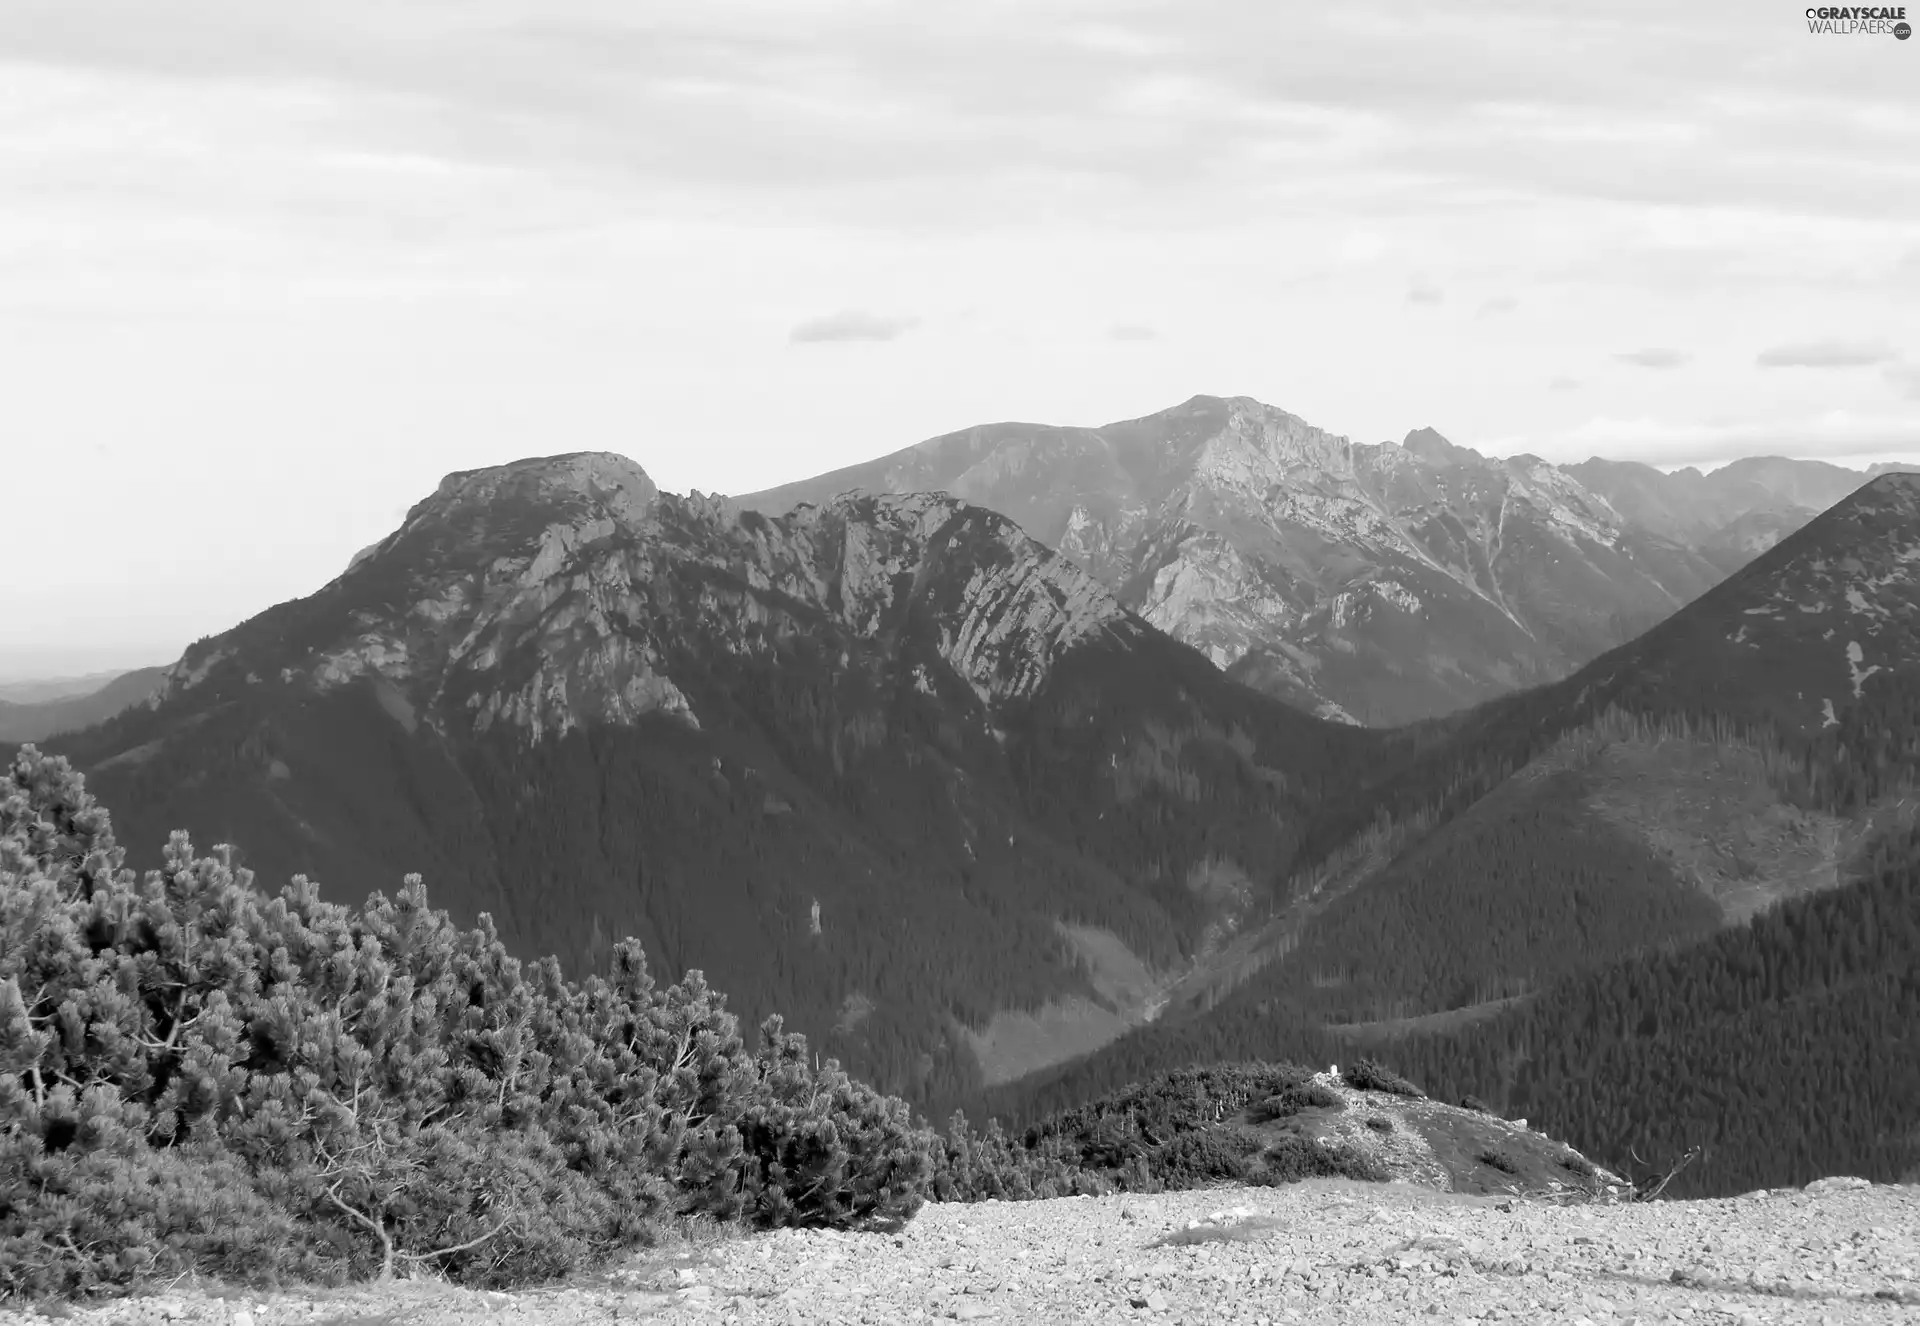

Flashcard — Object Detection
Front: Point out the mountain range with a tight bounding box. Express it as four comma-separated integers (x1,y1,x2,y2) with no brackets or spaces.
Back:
29,452,1384,1107
11,409,1919,1193
0,665,167,742
744,396,1908,725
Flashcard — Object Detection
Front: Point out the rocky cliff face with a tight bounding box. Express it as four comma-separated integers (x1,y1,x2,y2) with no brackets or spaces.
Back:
743,396,1726,725
151,452,1141,744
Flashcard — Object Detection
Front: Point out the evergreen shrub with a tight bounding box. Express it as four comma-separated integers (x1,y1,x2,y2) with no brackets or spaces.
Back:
1248,1082,1345,1123
0,748,936,1297
1256,1137,1389,1184
1341,1059,1425,1098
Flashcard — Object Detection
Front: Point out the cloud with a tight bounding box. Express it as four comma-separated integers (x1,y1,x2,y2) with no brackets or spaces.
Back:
1476,295,1519,317
787,309,918,345
1513,409,1920,468
1548,375,1581,391
1615,347,1689,370
1,0,1917,241
1756,339,1897,369
1109,322,1156,341
1406,283,1443,306
1887,364,1920,401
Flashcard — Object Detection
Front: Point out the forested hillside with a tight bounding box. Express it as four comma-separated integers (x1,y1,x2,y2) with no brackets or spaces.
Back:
987,815,1920,1197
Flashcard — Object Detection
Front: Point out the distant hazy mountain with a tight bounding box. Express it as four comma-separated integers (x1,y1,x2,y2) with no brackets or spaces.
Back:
742,396,1730,726
0,669,140,703
0,666,167,742
1564,453,1895,575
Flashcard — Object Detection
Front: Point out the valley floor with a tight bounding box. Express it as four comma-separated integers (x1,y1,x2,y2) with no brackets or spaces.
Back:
6,1179,1916,1326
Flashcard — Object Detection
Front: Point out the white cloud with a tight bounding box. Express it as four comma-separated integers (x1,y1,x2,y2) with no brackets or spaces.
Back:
1756,339,1898,369
788,309,919,344
1615,348,1690,370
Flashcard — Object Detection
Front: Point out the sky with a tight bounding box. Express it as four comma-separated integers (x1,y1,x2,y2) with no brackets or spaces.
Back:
3,0,1920,678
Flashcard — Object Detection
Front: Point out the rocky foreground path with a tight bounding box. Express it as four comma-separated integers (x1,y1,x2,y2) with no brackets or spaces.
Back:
5,1177,1916,1326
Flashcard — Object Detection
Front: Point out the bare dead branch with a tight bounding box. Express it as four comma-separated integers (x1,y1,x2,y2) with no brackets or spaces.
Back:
392,1214,520,1266
323,1182,397,1280
1635,1145,1701,1202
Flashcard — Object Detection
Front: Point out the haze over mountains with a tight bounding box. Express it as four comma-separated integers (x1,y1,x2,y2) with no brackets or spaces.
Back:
0,666,168,743
743,395,1909,725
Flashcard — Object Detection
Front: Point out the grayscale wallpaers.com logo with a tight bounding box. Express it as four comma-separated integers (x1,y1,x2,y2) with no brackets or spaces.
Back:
1806,5,1911,35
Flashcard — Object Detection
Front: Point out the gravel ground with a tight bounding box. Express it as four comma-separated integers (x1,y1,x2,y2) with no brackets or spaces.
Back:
5,1177,1916,1326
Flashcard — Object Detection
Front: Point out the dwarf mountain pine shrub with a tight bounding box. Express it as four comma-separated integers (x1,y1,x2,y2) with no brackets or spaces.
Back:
1154,1128,1264,1186
1256,1136,1390,1185
1341,1058,1425,1098
1248,1081,1345,1123
0,747,938,1298
1477,1146,1521,1175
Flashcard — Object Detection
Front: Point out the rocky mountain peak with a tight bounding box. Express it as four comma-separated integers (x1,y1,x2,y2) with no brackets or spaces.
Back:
1190,396,1357,481
740,395,1742,724
340,453,661,578
417,450,658,539
1400,426,1484,466
149,470,1139,746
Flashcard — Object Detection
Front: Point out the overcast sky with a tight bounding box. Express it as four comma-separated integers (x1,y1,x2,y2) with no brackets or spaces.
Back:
4,0,1920,677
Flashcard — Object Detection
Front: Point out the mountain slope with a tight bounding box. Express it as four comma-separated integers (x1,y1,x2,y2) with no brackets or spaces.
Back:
742,396,1724,726
0,665,168,741
982,475,1920,1172
36,451,1382,1107
1563,469,1920,738
1286,472,1920,1002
